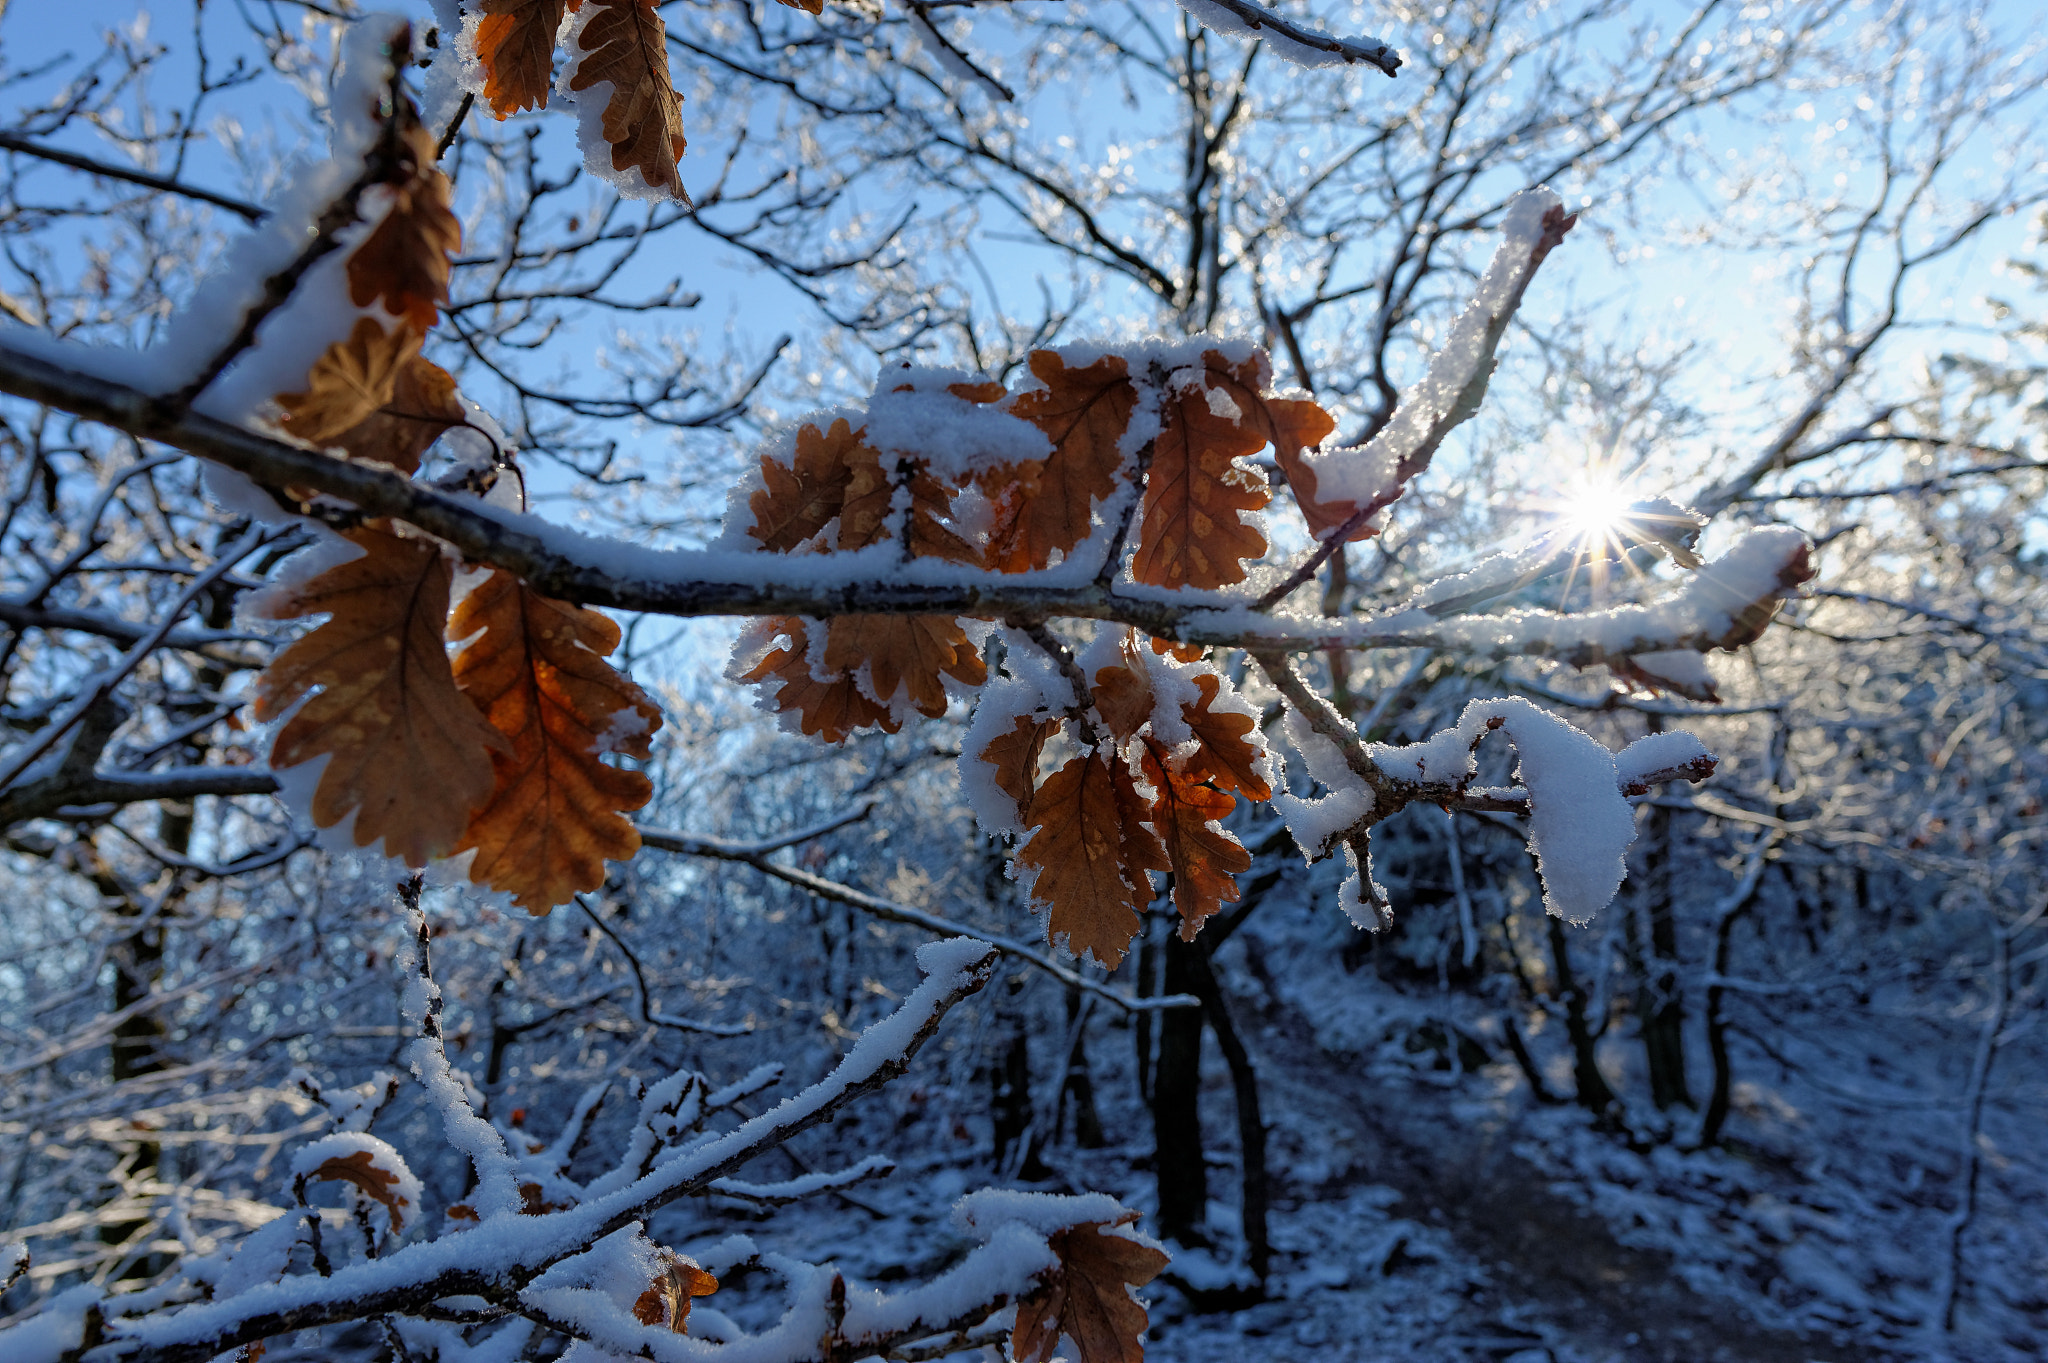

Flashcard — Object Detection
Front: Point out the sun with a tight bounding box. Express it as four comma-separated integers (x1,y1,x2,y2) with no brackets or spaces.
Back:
1557,474,1640,541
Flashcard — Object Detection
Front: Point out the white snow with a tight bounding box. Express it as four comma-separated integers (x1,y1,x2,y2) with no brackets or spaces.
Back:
289,1131,422,1234
1175,0,1395,72
1272,710,1375,861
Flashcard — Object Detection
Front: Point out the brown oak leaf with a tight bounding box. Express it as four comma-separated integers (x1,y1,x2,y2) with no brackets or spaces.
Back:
275,317,422,446
822,613,986,719
1012,1213,1170,1363
747,417,876,552
1141,744,1249,941
309,1150,413,1230
989,352,1138,571
632,1252,719,1334
253,526,507,866
1204,352,1354,541
450,570,663,914
322,354,467,476
1132,366,1271,589
1013,750,1164,968
570,0,689,203
1090,658,1155,744
976,711,1056,825
734,616,897,743
1178,671,1271,800
476,0,580,117
348,109,460,333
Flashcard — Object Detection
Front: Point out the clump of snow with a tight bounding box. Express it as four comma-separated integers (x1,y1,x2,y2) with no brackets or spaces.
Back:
1273,711,1376,860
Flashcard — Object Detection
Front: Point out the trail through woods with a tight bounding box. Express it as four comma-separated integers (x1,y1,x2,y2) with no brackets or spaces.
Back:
1194,982,1867,1363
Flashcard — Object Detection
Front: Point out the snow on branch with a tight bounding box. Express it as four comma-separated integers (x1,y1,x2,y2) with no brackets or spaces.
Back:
4,937,1012,1363
1177,0,1402,76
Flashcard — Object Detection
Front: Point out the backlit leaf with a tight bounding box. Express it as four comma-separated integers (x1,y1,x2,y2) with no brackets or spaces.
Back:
569,0,689,203
476,0,580,117
347,109,460,333
989,352,1138,572
1014,750,1164,969
275,318,422,447
253,526,507,866
450,570,663,914
1141,744,1249,942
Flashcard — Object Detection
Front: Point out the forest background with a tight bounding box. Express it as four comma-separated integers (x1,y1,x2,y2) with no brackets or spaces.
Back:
0,2,2044,1361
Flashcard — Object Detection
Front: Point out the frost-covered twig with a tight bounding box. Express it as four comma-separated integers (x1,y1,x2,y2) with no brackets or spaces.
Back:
637,826,1201,1014
574,895,752,1036
0,131,270,221
1177,0,1401,77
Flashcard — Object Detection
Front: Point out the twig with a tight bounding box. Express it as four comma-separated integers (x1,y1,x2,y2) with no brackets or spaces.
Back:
574,895,751,1036
0,130,268,221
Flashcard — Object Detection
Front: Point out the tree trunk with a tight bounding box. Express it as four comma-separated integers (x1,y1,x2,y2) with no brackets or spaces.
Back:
1184,942,1268,1285
1151,932,1208,1246
1634,737,1693,1110
1546,915,1618,1117
1060,987,1105,1149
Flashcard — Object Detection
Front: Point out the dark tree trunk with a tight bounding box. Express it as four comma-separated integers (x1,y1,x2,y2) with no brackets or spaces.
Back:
1184,942,1269,1285
1634,745,1693,1109
1546,916,1618,1116
1134,927,1159,1107
1060,987,1105,1149
991,978,1047,1179
1151,933,1208,1246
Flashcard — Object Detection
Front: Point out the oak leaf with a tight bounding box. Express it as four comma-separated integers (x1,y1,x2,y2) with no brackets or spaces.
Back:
1141,744,1249,941
734,616,896,743
1178,671,1271,800
632,1253,718,1334
476,0,580,117
822,613,986,719
1090,659,1154,744
747,417,875,553
1012,1213,1170,1363
322,354,467,476
1131,366,1271,589
977,711,1056,824
1014,751,1164,968
570,0,689,203
309,1150,413,1229
253,526,506,867
348,110,460,333
450,570,664,914
988,352,1138,571
275,318,422,446
1205,352,1354,541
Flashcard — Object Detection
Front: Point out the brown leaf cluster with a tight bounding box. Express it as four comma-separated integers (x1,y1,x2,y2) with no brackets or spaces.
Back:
736,416,987,740
1012,1213,1169,1363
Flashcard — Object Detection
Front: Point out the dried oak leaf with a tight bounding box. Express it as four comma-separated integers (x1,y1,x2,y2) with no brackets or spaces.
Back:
822,613,986,719
988,351,1138,572
570,0,689,203
748,417,875,552
309,1150,412,1229
977,711,1057,824
734,616,896,743
632,1252,719,1334
1179,671,1271,800
323,354,467,476
451,570,663,914
1141,744,1249,942
1090,659,1154,744
1012,1212,1170,1363
348,110,460,333
275,317,422,447
1201,352,1353,541
253,526,506,867
1014,750,1165,968
836,443,982,566
476,0,580,117
1131,366,1271,589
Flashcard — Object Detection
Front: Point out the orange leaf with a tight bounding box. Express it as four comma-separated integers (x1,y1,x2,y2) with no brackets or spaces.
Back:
1203,353,1354,541
821,613,986,719
253,526,506,866
1013,751,1164,968
276,317,422,446
1131,367,1270,589
632,1253,718,1334
1141,744,1248,941
321,354,467,476
348,109,460,333
451,570,663,914
1179,671,1271,800
734,616,897,743
476,0,581,117
570,0,689,203
1090,659,1154,744
747,417,876,553
1012,1213,1170,1363
309,1150,412,1228
1150,635,1205,663
976,711,1056,824
989,352,1138,571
